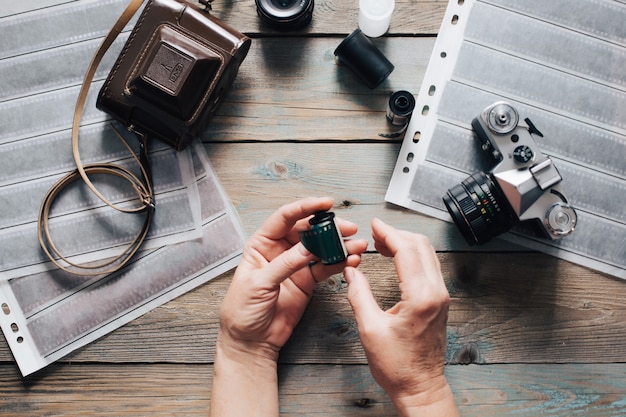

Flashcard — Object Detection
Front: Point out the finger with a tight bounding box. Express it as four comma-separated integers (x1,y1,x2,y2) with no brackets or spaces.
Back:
371,217,398,257
335,217,359,238
287,253,361,299
286,215,360,255
260,223,367,293
344,238,369,258
371,218,443,288
344,267,381,328
258,197,335,241
310,238,369,280
263,241,316,288
283,214,360,247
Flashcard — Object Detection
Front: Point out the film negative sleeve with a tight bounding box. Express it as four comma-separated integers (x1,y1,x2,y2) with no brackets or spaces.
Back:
298,211,348,265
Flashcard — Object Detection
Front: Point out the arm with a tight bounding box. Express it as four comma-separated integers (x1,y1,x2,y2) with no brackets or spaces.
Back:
209,197,368,417
210,337,280,417
344,218,459,417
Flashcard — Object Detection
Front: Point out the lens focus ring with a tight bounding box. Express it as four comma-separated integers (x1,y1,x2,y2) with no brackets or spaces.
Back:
444,182,489,245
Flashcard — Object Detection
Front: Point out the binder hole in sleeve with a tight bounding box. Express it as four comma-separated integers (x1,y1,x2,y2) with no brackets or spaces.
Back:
422,105,430,116
413,131,421,143
11,323,19,333
2,303,10,315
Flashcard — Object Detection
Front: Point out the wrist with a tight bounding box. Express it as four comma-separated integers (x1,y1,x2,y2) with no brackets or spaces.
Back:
390,377,459,417
215,332,280,368
210,335,280,417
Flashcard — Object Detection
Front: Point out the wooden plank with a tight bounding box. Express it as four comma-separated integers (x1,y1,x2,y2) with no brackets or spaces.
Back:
0,363,212,416
282,253,626,365
204,141,524,251
0,0,445,33
206,0,446,35
6,2,623,415
279,363,626,416
2,253,621,364
202,37,436,142
1,363,625,416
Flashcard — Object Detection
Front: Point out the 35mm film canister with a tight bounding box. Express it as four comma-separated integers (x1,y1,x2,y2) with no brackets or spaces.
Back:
334,29,394,89
359,0,394,37
298,211,348,265
386,90,415,126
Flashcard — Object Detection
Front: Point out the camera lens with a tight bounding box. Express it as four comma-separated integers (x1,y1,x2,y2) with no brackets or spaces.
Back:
443,172,517,245
255,0,314,30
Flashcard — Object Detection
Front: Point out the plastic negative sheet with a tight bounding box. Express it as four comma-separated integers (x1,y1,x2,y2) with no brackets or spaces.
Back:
0,143,246,376
0,0,198,279
386,0,626,279
0,0,246,375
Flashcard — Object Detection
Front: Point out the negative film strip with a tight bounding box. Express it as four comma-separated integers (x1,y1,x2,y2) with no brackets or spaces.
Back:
385,0,626,279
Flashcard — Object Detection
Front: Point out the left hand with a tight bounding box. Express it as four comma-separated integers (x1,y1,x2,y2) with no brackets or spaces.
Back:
218,197,368,361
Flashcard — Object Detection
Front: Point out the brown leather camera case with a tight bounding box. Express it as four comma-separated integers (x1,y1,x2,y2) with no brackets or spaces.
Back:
97,0,251,150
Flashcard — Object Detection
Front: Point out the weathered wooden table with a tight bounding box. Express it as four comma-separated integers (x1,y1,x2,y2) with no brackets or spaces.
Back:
2,1,625,415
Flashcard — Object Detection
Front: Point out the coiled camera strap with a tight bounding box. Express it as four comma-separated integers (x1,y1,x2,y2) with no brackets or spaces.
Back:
38,0,154,277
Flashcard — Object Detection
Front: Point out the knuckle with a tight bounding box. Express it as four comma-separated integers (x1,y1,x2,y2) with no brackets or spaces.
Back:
410,233,433,249
277,250,300,272
415,284,450,313
359,320,379,340
396,231,435,255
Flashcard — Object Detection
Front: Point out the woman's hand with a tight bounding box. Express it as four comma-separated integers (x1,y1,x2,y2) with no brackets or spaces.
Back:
210,197,368,417
344,218,459,417
219,196,368,360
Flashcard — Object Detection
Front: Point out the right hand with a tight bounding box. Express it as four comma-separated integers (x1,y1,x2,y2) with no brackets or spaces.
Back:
343,218,458,415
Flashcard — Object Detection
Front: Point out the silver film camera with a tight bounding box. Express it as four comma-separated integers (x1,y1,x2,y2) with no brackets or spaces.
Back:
443,102,577,245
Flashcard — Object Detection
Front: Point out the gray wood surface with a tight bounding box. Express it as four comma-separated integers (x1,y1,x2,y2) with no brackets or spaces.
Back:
2,363,626,416
2,0,625,416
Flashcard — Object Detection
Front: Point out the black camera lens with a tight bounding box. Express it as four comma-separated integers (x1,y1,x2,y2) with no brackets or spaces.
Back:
443,172,517,245
255,0,314,30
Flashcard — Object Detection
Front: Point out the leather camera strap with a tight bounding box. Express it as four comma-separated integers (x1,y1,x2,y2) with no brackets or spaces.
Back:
38,0,154,277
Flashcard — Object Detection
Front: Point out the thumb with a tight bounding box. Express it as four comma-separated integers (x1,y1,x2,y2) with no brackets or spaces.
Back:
343,266,381,326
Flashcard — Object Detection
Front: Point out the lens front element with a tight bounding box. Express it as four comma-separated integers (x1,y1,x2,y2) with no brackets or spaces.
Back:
443,172,516,245
256,0,314,29
272,0,296,7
